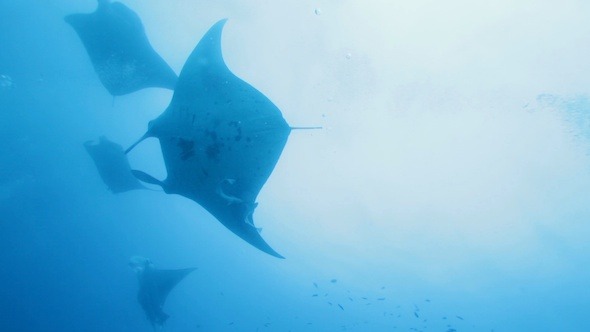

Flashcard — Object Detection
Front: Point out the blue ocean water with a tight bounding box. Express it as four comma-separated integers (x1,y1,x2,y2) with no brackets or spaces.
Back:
2,1,590,331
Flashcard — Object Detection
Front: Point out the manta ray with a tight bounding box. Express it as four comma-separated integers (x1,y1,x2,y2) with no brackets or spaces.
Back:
129,256,195,328
127,19,317,258
84,136,146,193
65,0,177,95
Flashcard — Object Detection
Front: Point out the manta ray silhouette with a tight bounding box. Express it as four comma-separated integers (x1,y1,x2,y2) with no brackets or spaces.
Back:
65,0,177,95
84,136,146,193
126,19,318,259
129,257,195,328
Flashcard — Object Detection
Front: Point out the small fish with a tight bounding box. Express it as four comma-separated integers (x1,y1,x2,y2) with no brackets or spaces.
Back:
312,294,318,297
456,316,464,320
338,304,344,310
229,322,234,325
348,297,354,301
425,299,431,303
331,279,337,283
361,297,368,300
414,312,419,318
381,286,386,289
328,302,333,305
313,282,318,288
377,297,386,301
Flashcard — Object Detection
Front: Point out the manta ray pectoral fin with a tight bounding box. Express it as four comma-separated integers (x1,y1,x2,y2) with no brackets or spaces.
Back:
243,202,259,227
217,191,242,205
64,13,84,28
85,136,147,193
216,179,243,205
244,213,263,236
245,217,255,227
157,311,169,326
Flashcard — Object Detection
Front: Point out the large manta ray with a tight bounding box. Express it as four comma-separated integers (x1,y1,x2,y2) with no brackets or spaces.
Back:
127,19,306,259
129,257,195,328
84,136,146,193
65,0,177,95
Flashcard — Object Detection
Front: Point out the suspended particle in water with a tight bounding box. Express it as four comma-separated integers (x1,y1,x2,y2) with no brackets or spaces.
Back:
0,74,14,89
314,8,322,15
345,53,352,60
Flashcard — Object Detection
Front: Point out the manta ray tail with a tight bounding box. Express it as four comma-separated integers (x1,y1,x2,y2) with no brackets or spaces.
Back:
290,126,323,130
125,132,150,154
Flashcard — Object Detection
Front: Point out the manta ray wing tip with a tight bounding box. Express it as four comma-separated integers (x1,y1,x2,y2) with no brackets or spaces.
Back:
63,14,77,25
264,246,285,259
